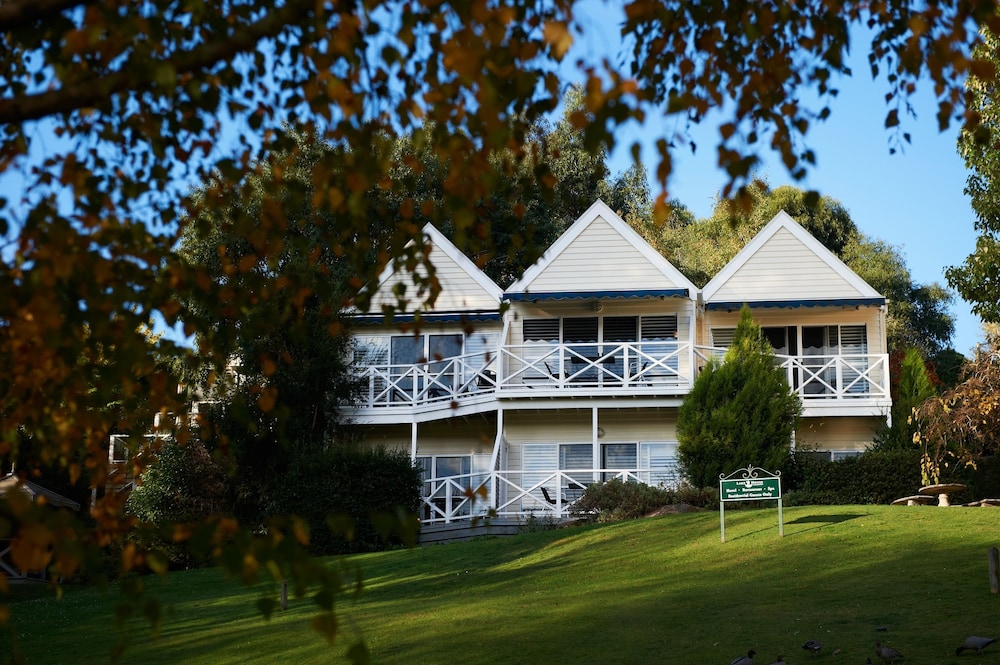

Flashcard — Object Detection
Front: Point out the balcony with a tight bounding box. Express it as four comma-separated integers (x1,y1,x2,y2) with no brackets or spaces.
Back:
419,467,682,524
349,344,890,415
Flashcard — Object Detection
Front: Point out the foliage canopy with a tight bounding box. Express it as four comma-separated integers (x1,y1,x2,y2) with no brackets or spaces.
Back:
1,0,995,650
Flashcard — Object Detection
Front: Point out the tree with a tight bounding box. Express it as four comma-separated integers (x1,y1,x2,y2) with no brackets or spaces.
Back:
877,347,937,450
677,307,801,488
125,439,228,568
3,0,997,651
914,325,1000,485
841,236,955,357
177,131,364,528
949,23,1000,322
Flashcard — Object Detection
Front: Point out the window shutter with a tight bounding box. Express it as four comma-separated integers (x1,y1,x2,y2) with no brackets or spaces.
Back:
522,444,558,508
523,319,559,342
711,328,736,348
563,317,598,342
604,317,638,342
641,315,677,340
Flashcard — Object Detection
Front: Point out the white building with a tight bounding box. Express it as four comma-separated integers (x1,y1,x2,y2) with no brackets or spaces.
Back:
347,201,892,524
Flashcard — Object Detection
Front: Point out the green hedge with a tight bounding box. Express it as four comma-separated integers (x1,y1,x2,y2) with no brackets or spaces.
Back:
571,479,718,522
784,448,923,506
271,447,422,555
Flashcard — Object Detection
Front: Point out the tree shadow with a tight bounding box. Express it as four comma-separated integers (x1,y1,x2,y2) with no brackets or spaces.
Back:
787,513,866,524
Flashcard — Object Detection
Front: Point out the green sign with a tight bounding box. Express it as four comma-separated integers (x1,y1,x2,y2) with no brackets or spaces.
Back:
719,466,783,542
720,476,781,502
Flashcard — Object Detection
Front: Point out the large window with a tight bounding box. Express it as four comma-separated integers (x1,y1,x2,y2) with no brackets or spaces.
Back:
522,315,678,383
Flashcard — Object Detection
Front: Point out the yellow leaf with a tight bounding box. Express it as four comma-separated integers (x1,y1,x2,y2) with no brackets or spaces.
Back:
543,21,573,59
311,612,338,645
257,386,277,412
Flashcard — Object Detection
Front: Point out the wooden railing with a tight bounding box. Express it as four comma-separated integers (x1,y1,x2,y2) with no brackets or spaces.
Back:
694,347,890,401
352,351,498,408
419,468,682,524
350,345,889,409
498,341,692,390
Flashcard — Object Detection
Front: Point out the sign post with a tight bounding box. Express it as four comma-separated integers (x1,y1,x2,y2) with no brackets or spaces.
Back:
719,465,783,543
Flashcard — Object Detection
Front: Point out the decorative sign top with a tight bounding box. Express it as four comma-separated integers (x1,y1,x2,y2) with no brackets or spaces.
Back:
719,465,782,502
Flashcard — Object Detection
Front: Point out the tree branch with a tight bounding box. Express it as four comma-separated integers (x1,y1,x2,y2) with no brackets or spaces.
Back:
0,0,94,31
0,0,316,126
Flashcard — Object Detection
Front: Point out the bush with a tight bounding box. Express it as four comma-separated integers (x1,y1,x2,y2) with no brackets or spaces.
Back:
271,446,421,554
125,440,229,568
678,307,801,487
784,448,923,506
572,479,675,522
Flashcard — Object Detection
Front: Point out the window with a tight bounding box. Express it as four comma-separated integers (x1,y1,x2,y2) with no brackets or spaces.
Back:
640,442,679,487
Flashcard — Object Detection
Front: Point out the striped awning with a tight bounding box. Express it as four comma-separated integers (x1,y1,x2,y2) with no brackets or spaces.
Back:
705,297,885,311
505,288,689,302
350,311,502,325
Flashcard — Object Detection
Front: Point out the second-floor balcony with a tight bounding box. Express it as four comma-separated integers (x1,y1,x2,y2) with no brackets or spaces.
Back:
350,344,890,412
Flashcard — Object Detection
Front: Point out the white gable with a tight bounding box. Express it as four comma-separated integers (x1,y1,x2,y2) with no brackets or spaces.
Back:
507,200,696,298
368,225,503,313
703,211,883,304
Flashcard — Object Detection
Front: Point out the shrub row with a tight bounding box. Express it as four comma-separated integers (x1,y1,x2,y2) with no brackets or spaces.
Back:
571,479,719,522
272,446,422,555
784,448,923,506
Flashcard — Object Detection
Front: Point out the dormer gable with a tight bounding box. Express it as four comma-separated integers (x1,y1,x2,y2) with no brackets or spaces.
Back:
363,224,503,319
702,210,884,309
505,199,696,303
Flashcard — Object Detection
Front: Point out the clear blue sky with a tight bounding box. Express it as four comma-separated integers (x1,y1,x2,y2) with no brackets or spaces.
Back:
2,5,983,355
569,0,983,357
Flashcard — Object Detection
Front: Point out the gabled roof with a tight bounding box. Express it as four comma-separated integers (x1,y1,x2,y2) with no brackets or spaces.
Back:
505,199,697,301
0,474,81,511
702,210,885,309
360,223,504,317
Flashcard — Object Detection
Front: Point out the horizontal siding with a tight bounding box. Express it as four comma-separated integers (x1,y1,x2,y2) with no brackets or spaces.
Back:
357,421,496,456
370,250,499,312
526,216,682,292
797,416,883,452
711,227,867,302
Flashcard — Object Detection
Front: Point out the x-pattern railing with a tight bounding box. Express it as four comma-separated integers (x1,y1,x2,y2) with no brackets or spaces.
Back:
420,469,680,524
355,351,497,408
499,342,688,389
694,347,889,401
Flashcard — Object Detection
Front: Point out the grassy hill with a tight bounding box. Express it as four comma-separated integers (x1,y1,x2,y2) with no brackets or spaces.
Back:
4,505,999,664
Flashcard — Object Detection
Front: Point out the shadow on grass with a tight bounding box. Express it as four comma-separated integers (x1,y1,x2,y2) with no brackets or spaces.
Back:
787,513,866,524
721,512,867,541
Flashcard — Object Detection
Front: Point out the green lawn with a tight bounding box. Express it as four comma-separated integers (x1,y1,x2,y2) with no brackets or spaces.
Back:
4,505,1000,664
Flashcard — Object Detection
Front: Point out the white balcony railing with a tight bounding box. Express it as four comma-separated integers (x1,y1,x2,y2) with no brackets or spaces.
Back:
419,467,682,524
353,350,498,408
351,345,889,409
499,341,691,390
694,347,890,401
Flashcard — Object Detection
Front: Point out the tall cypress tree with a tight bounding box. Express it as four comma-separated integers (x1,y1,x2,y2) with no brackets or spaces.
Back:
677,306,802,487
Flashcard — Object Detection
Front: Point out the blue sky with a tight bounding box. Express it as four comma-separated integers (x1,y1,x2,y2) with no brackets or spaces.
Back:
1,6,983,355
569,1,983,356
